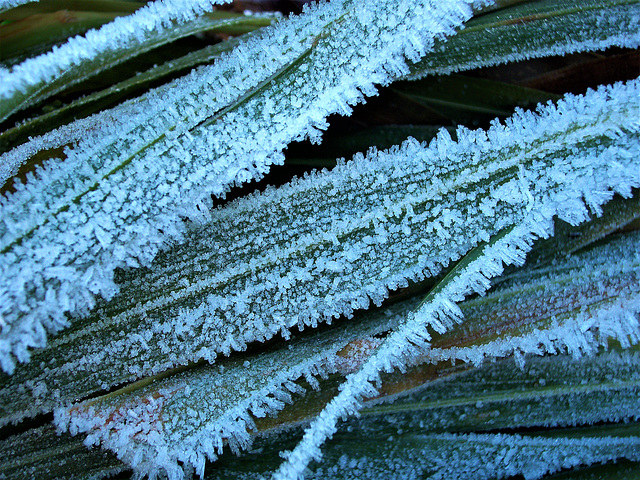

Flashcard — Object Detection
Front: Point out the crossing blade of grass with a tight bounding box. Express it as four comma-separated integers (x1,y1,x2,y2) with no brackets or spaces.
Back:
206,352,640,479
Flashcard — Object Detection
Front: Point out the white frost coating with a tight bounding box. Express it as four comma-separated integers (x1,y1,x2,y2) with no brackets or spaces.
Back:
1,78,638,430
0,0,491,374
425,432,640,480
55,322,389,480
424,229,640,368
405,0,640,79
273,77,640,477
0,100,143,187
272,218,545,479
307,431,640,480
0,0,230,99
429,297,640,369
55,250,639,480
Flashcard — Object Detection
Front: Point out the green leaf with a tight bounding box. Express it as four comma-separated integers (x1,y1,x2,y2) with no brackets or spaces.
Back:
0,30,264,154
0,9,271,123
49,229,640,477
406,0,640,79
0,3,139,66
0,424,125,480
391,74,561,124
0,2,639,478
3,78,637,430
520,192,640,267
207,351,640,479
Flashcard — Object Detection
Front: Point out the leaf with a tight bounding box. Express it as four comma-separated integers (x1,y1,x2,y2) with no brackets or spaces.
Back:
406,0,640,79
0,0,489,373
303,425,640,480
50,227,640,478
0,2,639,479
0,4,138,66
272,85,640,474
0,17,276,154
391,74,561,124
427,229,640,360
0,76,635,427
207,351,640,479
0,424,125,480
53,300,395,478
3,198,637,479
0,0,232,122
519,191,640,267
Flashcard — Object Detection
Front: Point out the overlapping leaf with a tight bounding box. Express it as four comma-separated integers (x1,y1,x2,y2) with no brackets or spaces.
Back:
52,222,640,477
0,0,489,374
0,2,639,479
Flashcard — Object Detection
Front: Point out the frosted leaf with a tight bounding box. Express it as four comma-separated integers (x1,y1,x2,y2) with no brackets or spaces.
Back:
271,218,639,478
406,0,640,79
209,364,640,480
54,301,400,479
1,78,638,430
357,348,640,436
304,428,640,480
0,0,231,102
0,0,489,373
0,424,126,480
272,74,640,475
424,229,640,367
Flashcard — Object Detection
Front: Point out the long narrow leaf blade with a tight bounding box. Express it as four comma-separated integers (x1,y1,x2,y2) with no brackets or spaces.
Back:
0,0,489,373
406,0,640,79
1,78,638,426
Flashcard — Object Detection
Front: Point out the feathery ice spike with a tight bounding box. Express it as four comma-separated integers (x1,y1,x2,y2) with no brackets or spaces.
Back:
424,228,640,367
272,79,640,479
53,301,398,480
0,0,492,373
211,350,640,479
1,78,638,430
303,428,640,480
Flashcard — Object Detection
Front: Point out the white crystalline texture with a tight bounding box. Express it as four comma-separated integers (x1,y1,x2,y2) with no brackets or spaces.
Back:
1,76,639,434
0,0,500,371
272,79,640,479
0,0,230,98
426,230,640,368
54,312,397,480
406,0,640,79
0,0,487,373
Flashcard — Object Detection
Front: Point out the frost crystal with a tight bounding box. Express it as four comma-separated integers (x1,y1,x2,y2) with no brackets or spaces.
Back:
0,0,231,99
272,79,640,479
0,0,491,373
0,78,636,480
